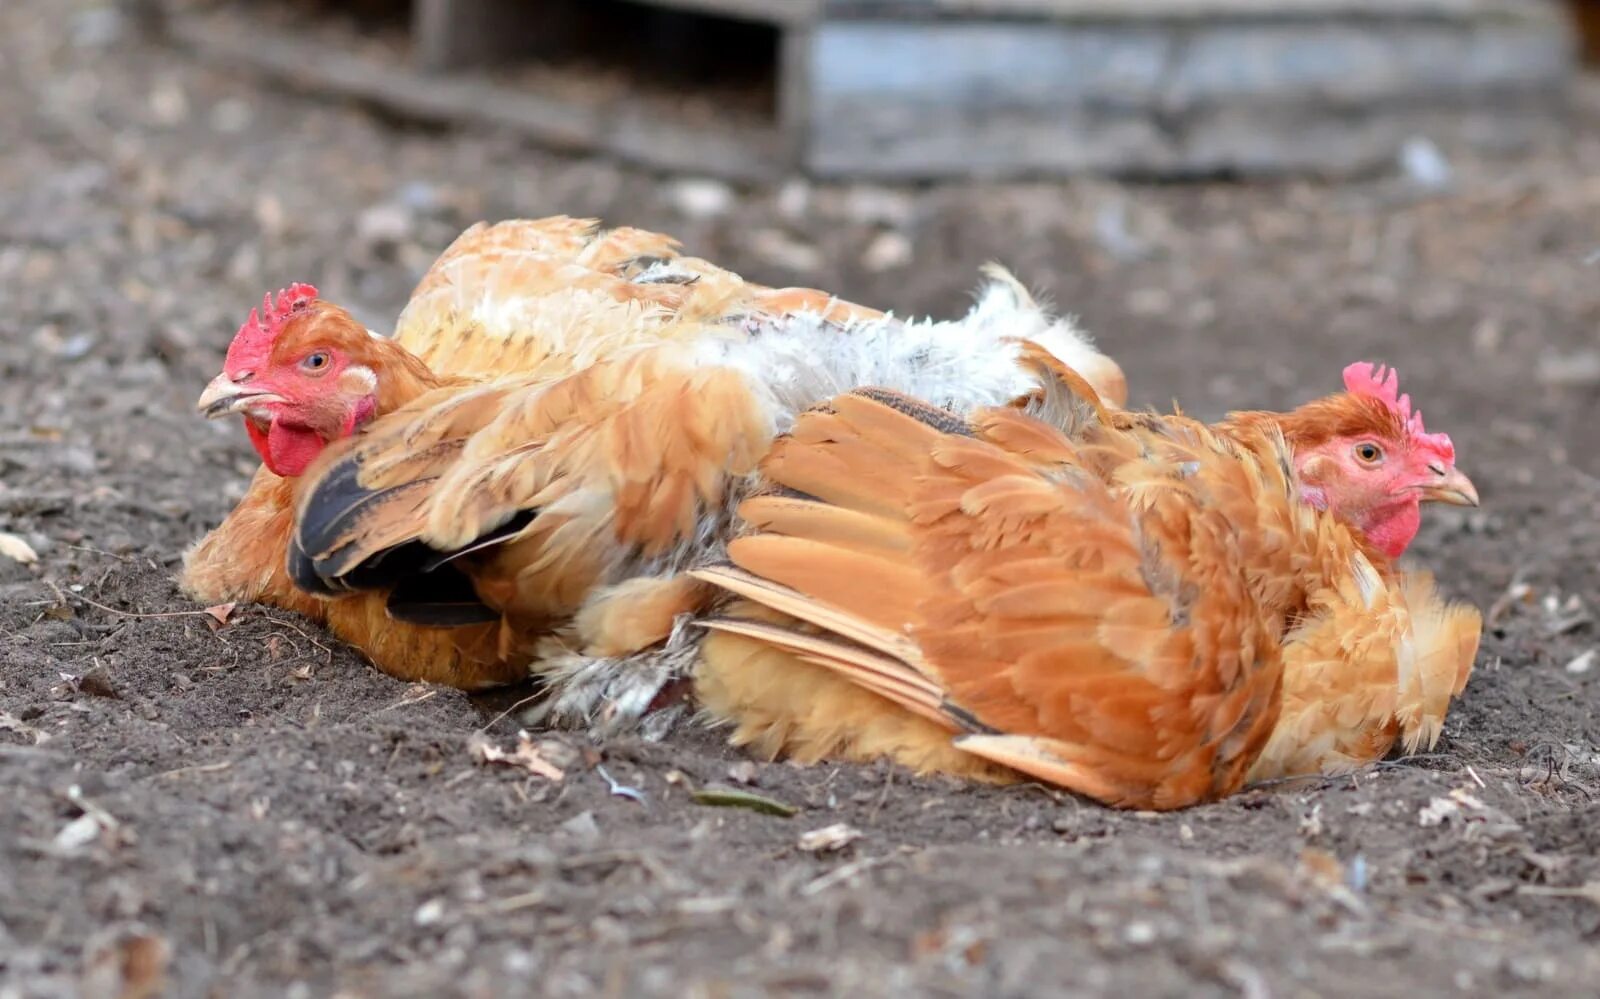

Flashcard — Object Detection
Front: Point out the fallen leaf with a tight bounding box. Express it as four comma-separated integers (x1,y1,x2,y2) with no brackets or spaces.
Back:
691,785,798,817
1448,788,1487,810
468,730,565,781
1565,649,1596,675
52,789,123,853
79,664,119,699
1420,788,1486,827
1298,803,1325,838
82,931,171,999
798,823,863,853
0,711,46,745
1297,847,1344,889
1419,796,1460,827
0,532,38,564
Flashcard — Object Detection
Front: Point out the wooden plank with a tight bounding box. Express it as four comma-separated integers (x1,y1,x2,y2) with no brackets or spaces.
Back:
168,10,790,181
413,0,539,72
803,11,1572,178
821,0,1535,22
809,17,1569,110
1570,0,1600,64
810,22,1171,106
624,0,822,26
777,26,817,161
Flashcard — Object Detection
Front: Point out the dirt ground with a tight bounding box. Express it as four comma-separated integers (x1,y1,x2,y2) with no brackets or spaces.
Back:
4,3,1600,997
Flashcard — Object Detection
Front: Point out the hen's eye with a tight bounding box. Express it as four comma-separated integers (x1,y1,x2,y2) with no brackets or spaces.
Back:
302,352,330,372
1354,443,1384,464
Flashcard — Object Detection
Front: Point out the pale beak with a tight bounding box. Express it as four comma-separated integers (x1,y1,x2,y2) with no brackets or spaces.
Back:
1418,463,1479,507
197,372,284,420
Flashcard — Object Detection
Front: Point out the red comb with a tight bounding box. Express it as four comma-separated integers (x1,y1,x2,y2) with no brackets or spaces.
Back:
1342,361,1454,461
225,282,319,373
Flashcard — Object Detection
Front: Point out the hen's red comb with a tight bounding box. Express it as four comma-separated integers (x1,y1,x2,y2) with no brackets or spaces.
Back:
1342,361,1454,461
225,283,319,373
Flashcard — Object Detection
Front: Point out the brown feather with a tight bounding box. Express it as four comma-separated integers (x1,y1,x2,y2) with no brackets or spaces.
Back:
694,387,1322,809
194,214,1131,696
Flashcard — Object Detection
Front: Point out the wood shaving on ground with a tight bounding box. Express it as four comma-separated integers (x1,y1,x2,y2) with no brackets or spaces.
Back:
0,531,39,564
798,823,864,853
468,730,566,781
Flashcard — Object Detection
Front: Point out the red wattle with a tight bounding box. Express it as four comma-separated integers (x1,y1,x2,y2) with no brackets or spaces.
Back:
1365,501,1422,559
250,420,326,477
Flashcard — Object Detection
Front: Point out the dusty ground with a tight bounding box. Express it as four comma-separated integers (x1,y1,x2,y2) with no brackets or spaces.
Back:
4,2,1600,996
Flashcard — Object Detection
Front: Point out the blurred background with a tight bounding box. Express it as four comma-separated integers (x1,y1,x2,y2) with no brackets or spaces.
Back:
16,0,1582,388
152,0,1589,181
9,0,1591,441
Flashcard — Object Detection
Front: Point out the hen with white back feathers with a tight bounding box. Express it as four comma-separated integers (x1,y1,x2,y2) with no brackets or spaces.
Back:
184,216,1127,696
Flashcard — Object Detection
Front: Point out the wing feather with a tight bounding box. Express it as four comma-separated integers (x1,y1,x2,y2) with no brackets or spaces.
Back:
694,388,1304,809
292,348,776,646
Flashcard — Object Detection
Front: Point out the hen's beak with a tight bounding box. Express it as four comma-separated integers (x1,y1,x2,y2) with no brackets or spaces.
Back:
1418,464,1479,507
197,373,283,420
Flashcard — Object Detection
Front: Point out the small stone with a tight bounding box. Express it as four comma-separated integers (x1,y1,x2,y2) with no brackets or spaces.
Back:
860,231,913,273
1398,136,1453,191
843,186,914,228
414,898,446,927
775,179,810,221
749,229,821,274
668,179,733,220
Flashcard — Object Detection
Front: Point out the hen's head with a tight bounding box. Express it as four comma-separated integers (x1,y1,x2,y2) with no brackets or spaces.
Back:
1278,362,1477,559
198,284,396,477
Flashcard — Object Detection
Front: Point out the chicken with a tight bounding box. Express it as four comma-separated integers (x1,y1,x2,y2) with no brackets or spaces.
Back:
687,361,1482,807
1234,366,1482,780
183,216,1127,692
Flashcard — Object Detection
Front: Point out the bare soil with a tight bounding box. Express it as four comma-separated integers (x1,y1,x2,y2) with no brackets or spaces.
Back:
3,2,1600,996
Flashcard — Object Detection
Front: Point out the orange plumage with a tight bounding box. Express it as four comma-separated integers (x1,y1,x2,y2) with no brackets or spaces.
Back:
183,216,1127,692
186,217,1479,800
690,371,1482,807
690,387,1304,808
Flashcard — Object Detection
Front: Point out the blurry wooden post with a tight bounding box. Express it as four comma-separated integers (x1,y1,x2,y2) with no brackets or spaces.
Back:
413,0,565,72
1570,0,1600,63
